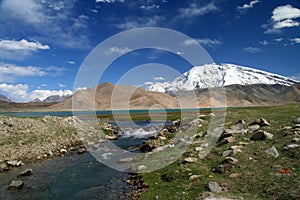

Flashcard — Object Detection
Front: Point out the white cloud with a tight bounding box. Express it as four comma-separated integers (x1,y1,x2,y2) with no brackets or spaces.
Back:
116,16,164,30
176,51,185,55
140,4,160,10
96,0,124,3
144,82,154,85
153,76,165,81
0,63,45,82
0,63,66,83
75,87,88,92
244,47,262,53
183,38,221,47
0,0,90,49
274,19,299,29
275,38,283,42
67,60,75,64
0,83,73,102
290,38,300,44
58,83,66,88
106,46,132,55
0,39,49,50
260,40,269,45
264,4,300,33
238,0,261,10
178,3,218,18
272,4,300,22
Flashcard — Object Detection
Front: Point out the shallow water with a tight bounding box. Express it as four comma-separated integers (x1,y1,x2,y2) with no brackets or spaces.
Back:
0,152,131,200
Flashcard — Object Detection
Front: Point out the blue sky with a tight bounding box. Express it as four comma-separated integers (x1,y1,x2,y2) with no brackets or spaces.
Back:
0,0,299,102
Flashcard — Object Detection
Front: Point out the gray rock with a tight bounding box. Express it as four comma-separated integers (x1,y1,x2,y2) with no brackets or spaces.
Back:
0,162,9,172
222,149,233,157
284,144,299,149
294,118,300,123
292,138,300,143
265,146,279,158
183,157,197,163
9,180,24,190
6,160,21,167
77,148,86,154
207,181,222,193
260,118,270,126
118,157,134,163
17,168,33,177
251,130,273,140
137,165,146,171
222,157,238,164
248,125,260,132
189,175,200,181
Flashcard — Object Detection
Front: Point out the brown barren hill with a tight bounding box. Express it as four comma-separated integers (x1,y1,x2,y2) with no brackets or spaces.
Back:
51,82,179,110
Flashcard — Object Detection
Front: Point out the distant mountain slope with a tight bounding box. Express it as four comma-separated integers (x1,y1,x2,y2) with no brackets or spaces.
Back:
178,83,300,108
51,82,179,110
147,63,298,93
43,94,71,103
0,94,12,102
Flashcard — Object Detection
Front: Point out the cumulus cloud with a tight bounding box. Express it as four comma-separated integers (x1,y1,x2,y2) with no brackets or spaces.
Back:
264,4,300,33
0,39,50,60
0,63,66,82
0,83,73,102
290,38,300,44
0,39,49,50
183,38,221,47
0,63,45,82
238,0,261,10
244,47,262,53
178,3,218,18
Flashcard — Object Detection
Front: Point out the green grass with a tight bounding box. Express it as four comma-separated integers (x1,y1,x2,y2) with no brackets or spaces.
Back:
137,104,300,200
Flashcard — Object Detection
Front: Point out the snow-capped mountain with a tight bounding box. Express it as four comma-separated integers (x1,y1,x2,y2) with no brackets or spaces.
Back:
146,63,298,93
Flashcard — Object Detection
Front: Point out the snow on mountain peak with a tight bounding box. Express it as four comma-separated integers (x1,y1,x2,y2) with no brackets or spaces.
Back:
146,63,298,93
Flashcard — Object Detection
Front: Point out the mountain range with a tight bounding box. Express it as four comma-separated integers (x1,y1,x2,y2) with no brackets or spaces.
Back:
146,63,298,93
0,64,299,111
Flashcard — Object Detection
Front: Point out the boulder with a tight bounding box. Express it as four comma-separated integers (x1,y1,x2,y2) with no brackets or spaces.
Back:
207,181,222,193
9,180,24,191
17,168,33,177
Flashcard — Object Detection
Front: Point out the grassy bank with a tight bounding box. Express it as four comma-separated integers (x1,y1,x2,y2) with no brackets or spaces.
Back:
137,104,300,200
